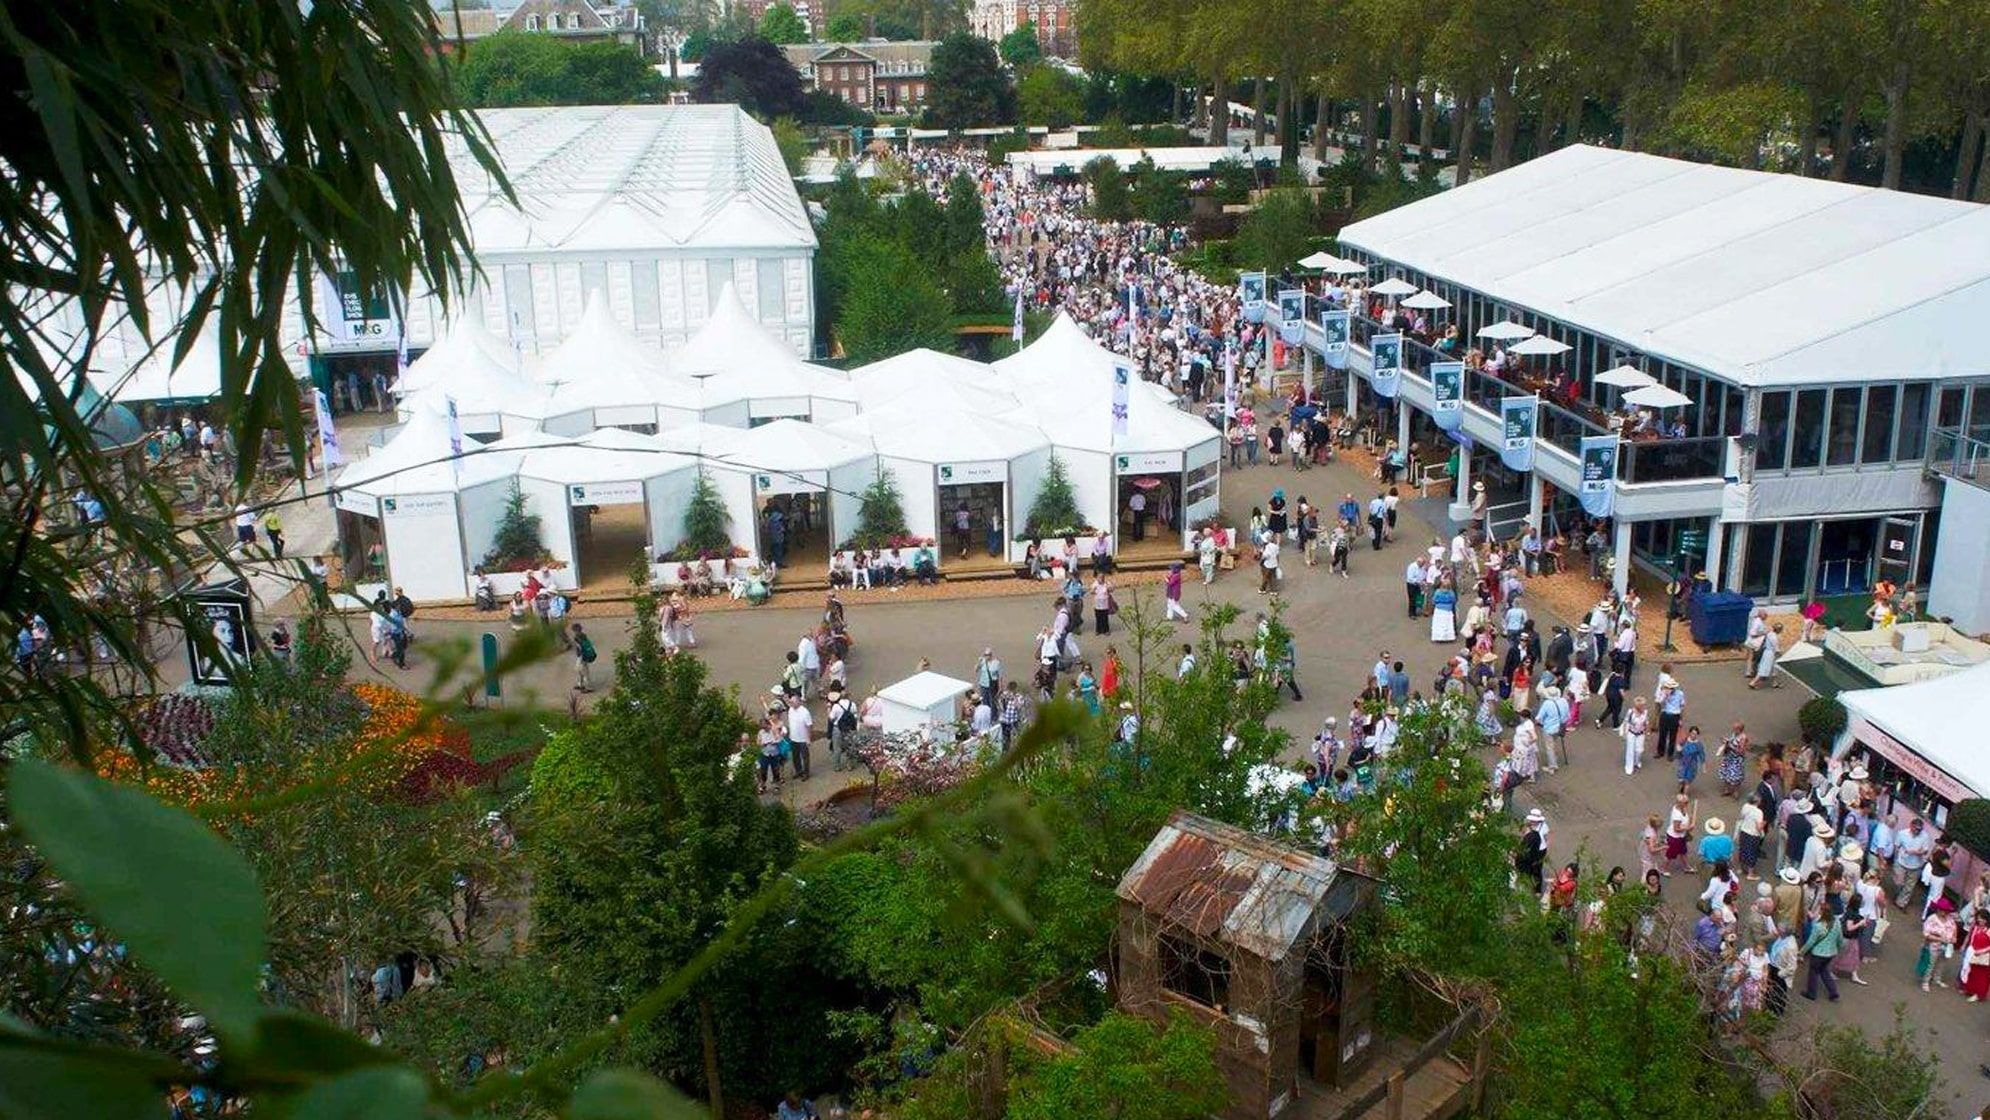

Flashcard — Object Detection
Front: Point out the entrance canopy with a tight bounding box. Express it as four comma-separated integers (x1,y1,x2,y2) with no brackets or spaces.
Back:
515,428,696,490
1841,660,1990,798
533,293,715,427
716,417,873,482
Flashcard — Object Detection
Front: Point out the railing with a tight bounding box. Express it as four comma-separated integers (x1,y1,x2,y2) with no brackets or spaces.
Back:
1928,426,1990,491
1617,436,1726,484
1339,316,1726,480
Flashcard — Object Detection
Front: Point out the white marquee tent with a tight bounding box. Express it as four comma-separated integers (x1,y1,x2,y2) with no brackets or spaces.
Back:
535,294,715,435
1337,143,1990,387
1838,660,1990,804
393,315,545,437
829,404,1051,560
715,418,875,558
668,283,855,424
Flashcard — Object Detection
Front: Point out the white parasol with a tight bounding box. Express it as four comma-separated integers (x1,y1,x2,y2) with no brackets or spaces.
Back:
1594,365,1657,388
1508,335,1571,356
1477,320,1534,341
1402,290,1452,310
1370,277,1419,297
1623,383,1694,409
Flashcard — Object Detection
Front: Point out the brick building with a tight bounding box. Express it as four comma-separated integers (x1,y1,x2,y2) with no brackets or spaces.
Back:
433,0,649,54
968,0,1075,58
782,41,935,114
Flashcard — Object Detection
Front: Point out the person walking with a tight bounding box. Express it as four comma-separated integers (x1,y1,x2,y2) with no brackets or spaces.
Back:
827,688,857,771
1164,562,1189,622
975,648,1002,702
570,622,596,692
1653,669,1684,760
1749,623,1784,689
1621,696,1651,775
1092,574,1116,635
796,631,821,700
1800,908,1844,1002
998,681,1026,752
1259,534,1282,595
786,696,814,781
262,510,285,559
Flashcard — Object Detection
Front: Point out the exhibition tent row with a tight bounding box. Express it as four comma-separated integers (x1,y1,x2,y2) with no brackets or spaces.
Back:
333,285,1221,602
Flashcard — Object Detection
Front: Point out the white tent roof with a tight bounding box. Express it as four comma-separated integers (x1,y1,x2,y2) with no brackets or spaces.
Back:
828,406,1049,465
654,421,756,462
332,405,547,497
1840,660,1990,797
715,417,872,475
844,348,1020,414
106,326,223,403
1337,143,1990,388
667,283,855,407
994,313,1175,405
395,315,545,416
534,290,696,398
878,670,974,709
449,105,815,257
1003,147,1235,175
997,315,1216,454
516,428,696,486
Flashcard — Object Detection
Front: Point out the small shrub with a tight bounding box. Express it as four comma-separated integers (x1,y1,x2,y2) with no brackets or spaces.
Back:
1797,696,1847,745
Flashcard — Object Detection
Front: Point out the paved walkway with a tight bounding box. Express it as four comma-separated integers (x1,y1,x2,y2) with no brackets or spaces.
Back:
295,450,1984,1114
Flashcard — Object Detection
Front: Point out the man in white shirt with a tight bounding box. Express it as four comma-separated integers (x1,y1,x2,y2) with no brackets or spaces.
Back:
1177,643,1196,679
1129,490,1148,540
1895,818,1934,906
1259,536,1281,595
795,632,821,699
785,701,815,780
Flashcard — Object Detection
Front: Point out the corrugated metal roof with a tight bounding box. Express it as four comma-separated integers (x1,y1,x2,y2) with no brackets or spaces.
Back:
1116,811,1341,962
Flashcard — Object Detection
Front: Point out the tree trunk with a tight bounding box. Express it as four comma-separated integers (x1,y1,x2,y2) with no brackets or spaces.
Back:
1416,84,1435,176
1172,80,1185,125
1795,91,1819,176
1253,77,1268,146
1977,127,1990,202
1388,83,1409,163
1453,85,1478,185
700,995,725,1119
1829,86,1859,181
1953,108,1985,199
1279,76,1299,167
1559,88,1582,150
1359,90,1379,174
1315,92,1332,161
1881,66,1910,190
1210,73,1229,145
1489,76,1519,171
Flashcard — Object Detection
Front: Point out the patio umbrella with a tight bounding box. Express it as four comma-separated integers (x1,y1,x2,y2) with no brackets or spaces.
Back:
1623,383,1694,409
1370,277,1418,297
1477,320,1534,341
1402,290,1451,310
1320,259,1369,276
1594,364,1656,388
1298,251,1340,269
1508,335,1571,356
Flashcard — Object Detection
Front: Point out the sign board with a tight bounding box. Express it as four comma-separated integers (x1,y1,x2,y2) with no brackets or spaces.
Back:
1116,451,1183,475
180,576,254,687
754,470,827,495
569,481,645,506
380,493,455,519
1577,435,1617,519
332,488,378,517
1855,719,1972,804
939,461,1005,486
317,270,397,343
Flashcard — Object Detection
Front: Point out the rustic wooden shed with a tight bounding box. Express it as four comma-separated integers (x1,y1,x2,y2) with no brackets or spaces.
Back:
1115,810,1381,1120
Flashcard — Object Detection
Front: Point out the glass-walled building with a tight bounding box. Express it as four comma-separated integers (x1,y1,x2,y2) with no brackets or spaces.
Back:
1319,143,1990,609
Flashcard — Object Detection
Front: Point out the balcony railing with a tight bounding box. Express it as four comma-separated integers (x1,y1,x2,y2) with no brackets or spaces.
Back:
1929,426,1990,492
1617,436,1726,484
1342,314,1725,481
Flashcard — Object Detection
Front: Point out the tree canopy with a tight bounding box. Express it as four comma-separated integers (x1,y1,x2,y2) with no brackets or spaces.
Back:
924,31,1016,128
825,11,867,40
454,32,669,106
1017,63,1085,128
757,2,811,44
999,23,1043,67
692,34,807,118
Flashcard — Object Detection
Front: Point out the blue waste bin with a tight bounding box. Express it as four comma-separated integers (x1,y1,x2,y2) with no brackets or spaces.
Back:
1688,591,1755,646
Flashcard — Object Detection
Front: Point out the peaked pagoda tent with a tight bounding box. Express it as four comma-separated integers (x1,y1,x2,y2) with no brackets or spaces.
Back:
393,315,545,438
844,348,1021,414
714,418,874,560
829,403,1051,562
534,293,715,436
996,314,1222,551
667,283,855,424
105,326,225,405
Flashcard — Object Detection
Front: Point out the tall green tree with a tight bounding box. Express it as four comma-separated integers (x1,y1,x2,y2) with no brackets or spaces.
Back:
833,236,956,361
1018,64,1087,128
758,2,811,43
925,31,1017,127
457,33,671,106
531,593,801,1115
999,23,1044,67
1083,155,1133,220
826,11,867,39
693,34,807,117
1128,155,1188,223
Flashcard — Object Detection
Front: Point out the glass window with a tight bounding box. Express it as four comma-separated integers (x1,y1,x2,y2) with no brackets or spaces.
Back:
1897,382,1929,461
1740,523,1775,598
631,260,660,328
1826,388,1861,466
1972,385,1990,436
1775,521,1814,600
503,264,534,338
705,258,733,310
1756,391,1790,471
1939,384,1965,430
1791,389,1826,469
757,258,785,320
581,261,607,300
1862,384,1896,463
